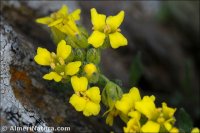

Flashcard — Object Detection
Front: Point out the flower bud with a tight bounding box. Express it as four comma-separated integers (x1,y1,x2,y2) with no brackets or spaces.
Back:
84,63,97,77
76,34,90,48
73,48,85,62
66,36,79,48
84,63,99,83
102,82,123,108
86,48,101,64
88,72,99,84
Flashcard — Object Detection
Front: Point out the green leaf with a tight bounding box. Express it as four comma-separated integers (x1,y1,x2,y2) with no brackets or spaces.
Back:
177,108,193,133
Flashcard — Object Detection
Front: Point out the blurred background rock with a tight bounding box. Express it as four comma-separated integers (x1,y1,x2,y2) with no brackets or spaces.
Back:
1,0,199,132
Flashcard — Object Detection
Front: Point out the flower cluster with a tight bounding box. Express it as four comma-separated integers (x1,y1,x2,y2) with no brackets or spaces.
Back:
34,5,199,133
115,88,177,132
36,5,80,36
34,40,81,82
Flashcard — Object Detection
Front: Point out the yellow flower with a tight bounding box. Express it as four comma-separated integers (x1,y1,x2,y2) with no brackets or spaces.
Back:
36,5,80,36
124,118,141,133
69,76,101,116
104,87,140,126
135,96,176,132
115,87,141,115
84,63,97,78
88,8,127,49
191,128,200,133
135,95,156,119
34,40,81,82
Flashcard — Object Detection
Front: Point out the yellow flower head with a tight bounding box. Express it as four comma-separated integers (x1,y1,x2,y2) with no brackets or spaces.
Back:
70,76,101,116
115,87,141,115
104,87,141,126
34,40,81,82
88,8,127,49
36,5,81,36
135,96,177,132
124,118,141,133
84,63,97,78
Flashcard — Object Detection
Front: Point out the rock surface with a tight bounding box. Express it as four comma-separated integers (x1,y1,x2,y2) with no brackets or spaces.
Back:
0,1,114,133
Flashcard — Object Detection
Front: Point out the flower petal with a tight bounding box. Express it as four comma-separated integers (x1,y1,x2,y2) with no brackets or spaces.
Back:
128,111,141,120
135,96,156,119
141,121,160,133
57,19,79,36
65,19,79,35
86,87,101,103
115,87,141,115
36,17,53,25
106,11,124,30
57,5,68,15
124,118,140,133
164,122,172,131
65,61,81,76
162,102,176,118
115,96,132,115
91,8,106,30
109,32,127,49
69,9,81,21
88,31,106,48
34,47,51,66
69,94,86,111
48,18,63,27
71,76,88,92
129,87,141,101
56,40,71,60
83,101,100,116
43,72,62,82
